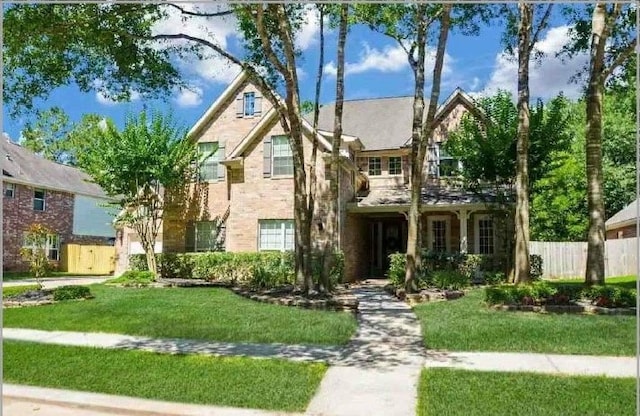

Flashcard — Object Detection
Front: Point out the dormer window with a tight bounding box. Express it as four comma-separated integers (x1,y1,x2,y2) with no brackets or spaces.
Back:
244,92,255,116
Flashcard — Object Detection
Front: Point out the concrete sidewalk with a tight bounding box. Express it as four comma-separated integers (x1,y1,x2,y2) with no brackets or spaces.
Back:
3,328,340,363
3,276,110,288
3,384,300,416
424,350,637,378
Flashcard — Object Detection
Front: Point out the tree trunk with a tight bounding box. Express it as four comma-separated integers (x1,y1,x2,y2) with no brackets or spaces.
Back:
585,3,608,285
405,4,451,292
322,4,349,292
514,2,532,284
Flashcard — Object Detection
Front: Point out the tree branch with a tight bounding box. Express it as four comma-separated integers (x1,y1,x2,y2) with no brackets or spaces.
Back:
602,38,637,79
165,3,233,18
530,4,553,47
251,5,289,76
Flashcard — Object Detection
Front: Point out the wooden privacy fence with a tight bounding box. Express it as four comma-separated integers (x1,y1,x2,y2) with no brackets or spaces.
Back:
61,244,116,275
529,238,638,278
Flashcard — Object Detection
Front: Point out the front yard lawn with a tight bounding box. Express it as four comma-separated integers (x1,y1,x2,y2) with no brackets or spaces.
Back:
551,275,637,289
414,288,635,355
3,285,357,345
4,340,326,412
3,285,41,299
419,368,636,416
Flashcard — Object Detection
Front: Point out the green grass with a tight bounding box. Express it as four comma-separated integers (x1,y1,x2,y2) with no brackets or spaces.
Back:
3,271,108,281
550,275,637,289
3,285,41,299
3,285,357,345
4,340,326,412
414,288,635,355
419,368,637,416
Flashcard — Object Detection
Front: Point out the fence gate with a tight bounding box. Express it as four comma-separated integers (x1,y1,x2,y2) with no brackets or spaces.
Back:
61,244,116,275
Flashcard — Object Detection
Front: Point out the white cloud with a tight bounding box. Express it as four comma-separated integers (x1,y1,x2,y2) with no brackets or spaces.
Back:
174,86,204,107
151,4,241,85
324,43,452,79
295,5,322,51
477,26,588,100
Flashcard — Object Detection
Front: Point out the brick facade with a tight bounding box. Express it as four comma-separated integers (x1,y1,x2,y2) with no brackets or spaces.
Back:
606,224,636,240
3,182,112,271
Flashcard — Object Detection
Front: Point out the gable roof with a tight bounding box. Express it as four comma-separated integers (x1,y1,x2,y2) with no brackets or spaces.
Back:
305,88,479,151
606,198,638,230
2,136,107,199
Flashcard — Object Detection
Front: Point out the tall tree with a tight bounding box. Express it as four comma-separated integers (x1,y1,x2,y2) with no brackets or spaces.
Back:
564,4,636,285
4,3,321,293
352,4,453,292
21,107,72,163
79,112,197,275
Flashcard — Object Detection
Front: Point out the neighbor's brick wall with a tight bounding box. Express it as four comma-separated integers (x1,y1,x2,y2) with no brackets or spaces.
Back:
606,225,636,240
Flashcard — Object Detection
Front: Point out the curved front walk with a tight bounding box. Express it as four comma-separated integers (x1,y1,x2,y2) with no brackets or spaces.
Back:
305,286,426,416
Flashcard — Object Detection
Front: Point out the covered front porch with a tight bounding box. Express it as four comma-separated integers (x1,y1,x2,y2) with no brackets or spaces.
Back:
342,187,502,280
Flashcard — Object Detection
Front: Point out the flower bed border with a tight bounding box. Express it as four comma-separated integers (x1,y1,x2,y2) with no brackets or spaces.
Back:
491,303,636,315
230,287,358,313
383,284,465,305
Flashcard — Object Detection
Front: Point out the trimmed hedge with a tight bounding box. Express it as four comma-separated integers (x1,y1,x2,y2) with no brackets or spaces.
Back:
53,285,93,301
128,250,344,290
484,282,637,308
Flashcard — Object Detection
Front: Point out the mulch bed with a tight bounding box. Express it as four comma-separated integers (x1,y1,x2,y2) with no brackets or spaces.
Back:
492,302,636,316
384,284,465,305
3,289,54,308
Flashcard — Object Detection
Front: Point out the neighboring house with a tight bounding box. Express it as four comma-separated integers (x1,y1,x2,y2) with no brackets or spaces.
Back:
606,198,638,239
2,136,116,271
115,71,502,280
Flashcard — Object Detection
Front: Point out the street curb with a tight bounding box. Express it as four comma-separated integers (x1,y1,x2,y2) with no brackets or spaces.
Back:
3,384,303,416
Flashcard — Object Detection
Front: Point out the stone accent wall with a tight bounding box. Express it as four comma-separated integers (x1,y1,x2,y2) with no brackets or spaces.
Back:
2,182,110,271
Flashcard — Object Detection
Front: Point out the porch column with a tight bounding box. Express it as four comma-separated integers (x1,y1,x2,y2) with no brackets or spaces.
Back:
459,209,468,253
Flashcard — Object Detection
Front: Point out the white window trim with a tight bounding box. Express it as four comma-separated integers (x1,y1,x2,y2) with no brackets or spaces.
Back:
244,92,256,117
198,142,220,183
437,143,462,178
23,233,60,261
271,135,294,178
388,156,402,176
258,220,294,252
474,214,495,255
33,188,46,211
426,215,451,252
368,157,381,176
4,183,15,198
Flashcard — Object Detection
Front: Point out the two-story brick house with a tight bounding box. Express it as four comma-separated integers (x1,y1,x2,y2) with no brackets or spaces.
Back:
2,136,116,271
115,71,503,281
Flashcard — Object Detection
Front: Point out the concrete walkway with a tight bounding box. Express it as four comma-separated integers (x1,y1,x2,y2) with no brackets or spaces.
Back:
3,276,110,288
3,328,340,363
3,384,300,416
424,350,637,378
305,286,426,416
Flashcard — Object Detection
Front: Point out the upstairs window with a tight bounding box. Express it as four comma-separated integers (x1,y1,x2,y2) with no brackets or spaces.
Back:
438,144,460,177
388,157,402,175
272,135,294,176
198,142,219,181
33,188,45,211
368,157,381,176
4,183,15,198
244,92,255,116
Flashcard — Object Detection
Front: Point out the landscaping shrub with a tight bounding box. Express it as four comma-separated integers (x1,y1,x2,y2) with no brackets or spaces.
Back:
429,270,470,290
583,286,637,308
129,254,149,272
107,271,156,287
484,286,516,305
53,285,93,301
530,254,543,280
159,253,194,279
310,250,345,289
482,272,508,285
387,253,406,288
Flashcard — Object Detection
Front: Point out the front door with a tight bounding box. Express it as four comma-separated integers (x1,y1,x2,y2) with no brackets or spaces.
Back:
369,218,407,277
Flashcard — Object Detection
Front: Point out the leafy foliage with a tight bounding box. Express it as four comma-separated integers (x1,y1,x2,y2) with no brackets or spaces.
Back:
19,223,55,283
107,271,156,288
53,285,94,301
429,270,470,291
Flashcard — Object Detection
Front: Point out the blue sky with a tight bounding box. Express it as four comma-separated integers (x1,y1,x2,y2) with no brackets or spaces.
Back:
2,5,588,141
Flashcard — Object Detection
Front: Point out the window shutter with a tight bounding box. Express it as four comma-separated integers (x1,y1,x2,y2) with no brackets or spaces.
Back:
263,137,272,178
236,95,244,117
427,145,438,176
217,139,226,180
254,94,263,117
185,222,196,252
